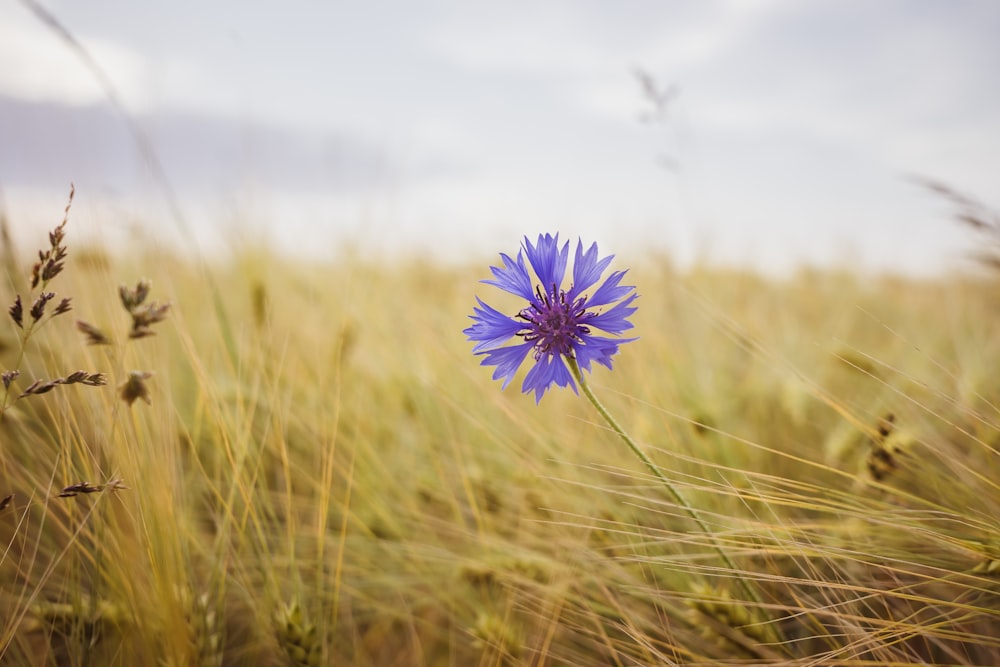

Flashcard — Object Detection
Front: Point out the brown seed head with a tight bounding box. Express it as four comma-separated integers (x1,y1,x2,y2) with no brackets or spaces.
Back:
119,278,152,313
58,481,103,498
59,370,107,387
119,371,153,406
76,320,112,346
2,370,19,389
18,379,59,398
53,297,72,316
130,301,171,336
8,295,23,328
30,292,55,322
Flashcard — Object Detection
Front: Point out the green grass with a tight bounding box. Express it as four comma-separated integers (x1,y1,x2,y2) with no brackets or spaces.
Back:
1,227,999,666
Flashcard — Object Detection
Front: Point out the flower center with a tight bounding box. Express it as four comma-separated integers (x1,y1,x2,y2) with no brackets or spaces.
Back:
517,284,590,358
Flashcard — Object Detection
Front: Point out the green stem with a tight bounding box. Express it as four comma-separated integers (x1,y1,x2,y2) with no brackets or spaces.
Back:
566,357,762,607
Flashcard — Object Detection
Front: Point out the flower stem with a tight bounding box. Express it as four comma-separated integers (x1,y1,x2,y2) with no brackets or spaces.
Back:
566,357,763,608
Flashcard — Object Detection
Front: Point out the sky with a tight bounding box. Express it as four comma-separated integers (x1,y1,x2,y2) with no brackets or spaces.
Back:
1,0,999,274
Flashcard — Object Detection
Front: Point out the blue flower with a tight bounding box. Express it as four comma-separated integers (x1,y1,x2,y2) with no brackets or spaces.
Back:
464,234,638,402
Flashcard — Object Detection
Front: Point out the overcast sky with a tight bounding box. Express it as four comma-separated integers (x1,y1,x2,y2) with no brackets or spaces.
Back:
1,0,998,273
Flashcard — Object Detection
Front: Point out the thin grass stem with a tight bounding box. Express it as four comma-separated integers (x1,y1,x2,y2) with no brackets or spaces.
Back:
566,356,765,610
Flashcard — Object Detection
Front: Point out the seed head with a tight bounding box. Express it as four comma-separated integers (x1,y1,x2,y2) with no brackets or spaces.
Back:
76,320,112,346
119,371,153,406
8,295,22,328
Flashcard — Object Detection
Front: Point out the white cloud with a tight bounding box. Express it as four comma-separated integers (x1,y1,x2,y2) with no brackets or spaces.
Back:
0,6,148,106
424,4,609,76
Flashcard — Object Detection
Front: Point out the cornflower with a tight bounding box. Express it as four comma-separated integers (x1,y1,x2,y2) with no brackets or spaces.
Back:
464,233,637,402
464,233,767,615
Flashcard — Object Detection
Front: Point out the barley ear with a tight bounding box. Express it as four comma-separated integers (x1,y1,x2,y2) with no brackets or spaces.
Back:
274,599,322,667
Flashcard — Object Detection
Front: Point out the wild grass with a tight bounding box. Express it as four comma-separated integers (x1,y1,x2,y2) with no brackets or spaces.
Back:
1,210,999,665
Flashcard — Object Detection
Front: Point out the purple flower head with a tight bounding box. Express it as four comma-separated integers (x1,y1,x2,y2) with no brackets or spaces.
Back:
464,234,638,403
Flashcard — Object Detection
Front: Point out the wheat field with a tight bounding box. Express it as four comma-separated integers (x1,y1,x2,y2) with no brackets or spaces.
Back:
1,198,999,666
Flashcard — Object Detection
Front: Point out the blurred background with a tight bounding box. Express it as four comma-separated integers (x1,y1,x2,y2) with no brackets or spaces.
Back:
0,0,998,274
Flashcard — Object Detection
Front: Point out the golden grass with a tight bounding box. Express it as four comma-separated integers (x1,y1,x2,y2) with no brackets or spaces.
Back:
1,229,999,666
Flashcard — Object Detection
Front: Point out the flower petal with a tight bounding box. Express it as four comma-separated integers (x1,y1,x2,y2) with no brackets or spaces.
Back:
464,297,524,352
476,341,534,390
482,251,534,300
522,353,577,403
573,335,638,372
587,270,634,308
582,293,639,335
567,240,613,301
523,233,569,290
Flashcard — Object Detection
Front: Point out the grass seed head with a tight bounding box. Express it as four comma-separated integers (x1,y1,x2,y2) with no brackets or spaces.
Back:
166,587,224,667
53,296,72,316
18,379,60,397
56,479,127,498
120,370,154,406
30,291,55,322
118,278,170,338
129,301,171,338
76,320,112,345
2,370,19,389
29,186,72,290
866,413,912,481
58,481,103,498
192,592,224,667
17,371,106,398
8,295,23,328
274,600,322,667
686,583,780,649
60,370,107,386
119,278,152,312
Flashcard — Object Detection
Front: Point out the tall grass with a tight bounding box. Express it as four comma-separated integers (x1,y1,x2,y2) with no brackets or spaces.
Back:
1,214,999,665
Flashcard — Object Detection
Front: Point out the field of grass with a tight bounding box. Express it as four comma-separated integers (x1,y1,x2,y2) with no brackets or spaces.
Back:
1,205,999,665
